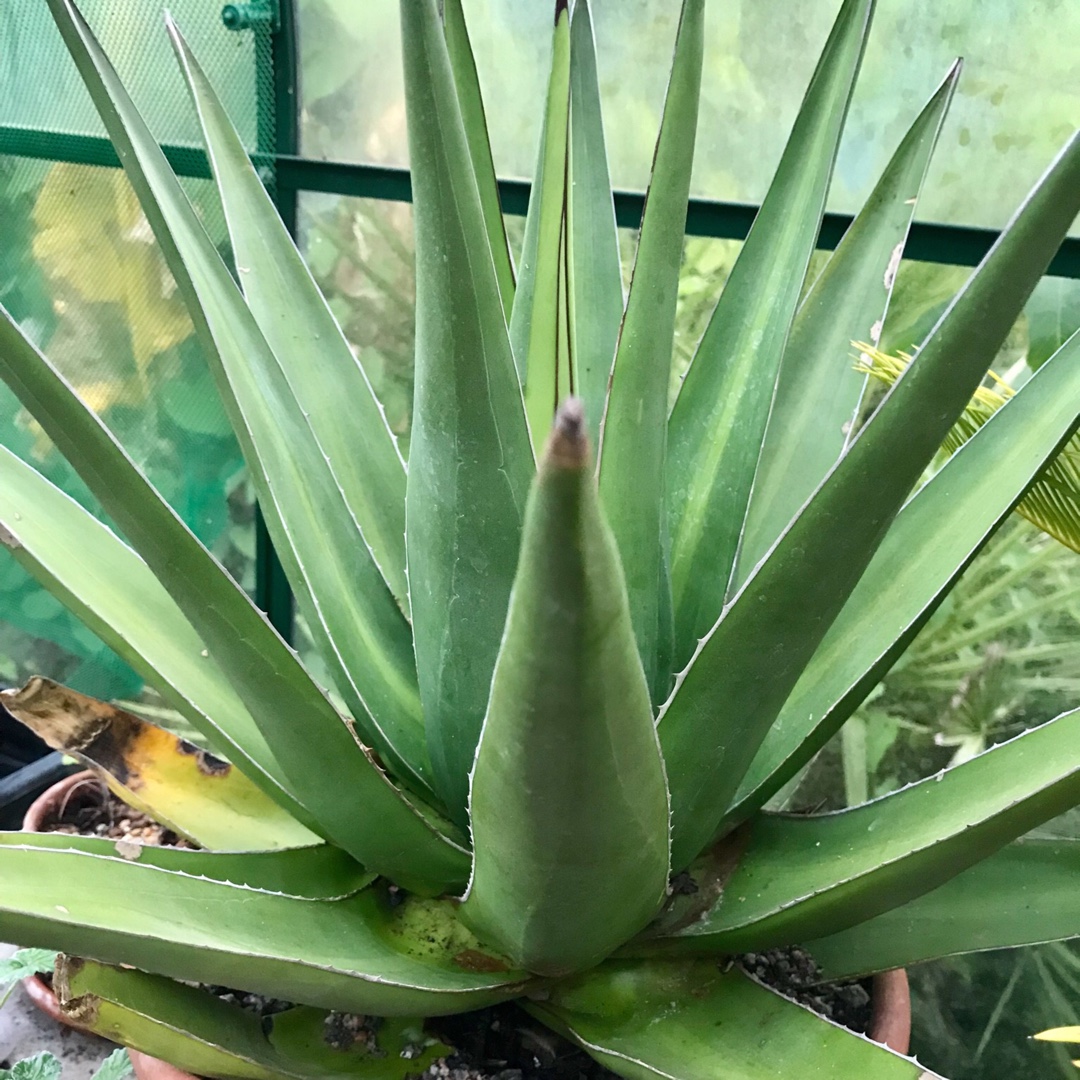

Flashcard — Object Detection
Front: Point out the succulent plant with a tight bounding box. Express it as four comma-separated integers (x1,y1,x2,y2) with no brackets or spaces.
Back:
0,0,1079,1077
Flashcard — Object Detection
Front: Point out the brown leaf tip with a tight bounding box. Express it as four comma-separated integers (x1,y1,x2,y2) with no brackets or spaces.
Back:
546,397,589,469
555,0,569,24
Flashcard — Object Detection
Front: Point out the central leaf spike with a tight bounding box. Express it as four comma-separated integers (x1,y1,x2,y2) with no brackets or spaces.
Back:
463,398,671,978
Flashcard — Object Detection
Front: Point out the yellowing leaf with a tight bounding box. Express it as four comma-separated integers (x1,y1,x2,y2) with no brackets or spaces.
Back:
1034,1026,1080,1043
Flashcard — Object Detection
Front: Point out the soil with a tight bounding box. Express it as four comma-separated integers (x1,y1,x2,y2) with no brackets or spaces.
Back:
41,775,194,849
40,781,874,1077
738,946,872,1032
425,1004,619,1080
196,987,293,1021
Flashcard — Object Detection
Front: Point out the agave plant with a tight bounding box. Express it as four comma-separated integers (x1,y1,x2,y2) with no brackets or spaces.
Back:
0,0,1079,1076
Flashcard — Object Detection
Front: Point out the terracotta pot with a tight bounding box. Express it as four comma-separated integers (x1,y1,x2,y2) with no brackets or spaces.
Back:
21,770,104,1027
18,771,196,1080
870,968,912,1055
126,1050,199,1080
19,773,912,1074
20,767,102,834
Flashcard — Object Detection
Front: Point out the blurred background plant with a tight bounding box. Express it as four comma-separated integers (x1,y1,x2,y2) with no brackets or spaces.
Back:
0,0,262,765
0,157,250,712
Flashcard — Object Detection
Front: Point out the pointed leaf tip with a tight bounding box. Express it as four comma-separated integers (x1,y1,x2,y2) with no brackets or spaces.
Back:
555,0,569,23
464,395,668,975
547,397,588,467
1034,1027,1080,1043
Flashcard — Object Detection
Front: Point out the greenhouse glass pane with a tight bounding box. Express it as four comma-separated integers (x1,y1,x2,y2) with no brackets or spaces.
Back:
299,193,417,445
292,190,741,674
0,154,252,710
0,0,264,715
294,192,742,443
298,0,1080,236
0,0,260,148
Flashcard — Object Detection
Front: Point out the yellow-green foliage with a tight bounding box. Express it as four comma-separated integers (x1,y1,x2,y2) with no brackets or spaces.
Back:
856,342,1080,555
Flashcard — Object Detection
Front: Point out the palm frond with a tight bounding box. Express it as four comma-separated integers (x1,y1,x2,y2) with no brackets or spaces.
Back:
856,342,1080,554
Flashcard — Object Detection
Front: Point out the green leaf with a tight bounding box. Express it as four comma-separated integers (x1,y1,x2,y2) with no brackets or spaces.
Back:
0,306,390,856
441,0,516,321
507,7,574,406
507,117,546,389
83,3,428,798
858,340,1080,554
464,402,669,977
401,0,535,822
733,60,959,584
511,3,571,452
2,678,317,851
566,0,623,449
0,316,462,902
1026,275,1080,370
264,1010,444,1080
530,960,940,1080
727,324,1080,824
507,5,574,451
0,846,528,1016
91,1050,134,1080
57,958,445,1080
0,947,56,988
597,0,704,694
0,831,372,900
841,717,870,808
660,128,1080,870
168,21,411,619
665,0,874,673
1017,431,1080,553
651,706,1080,955
0,1054,62,1080
0,443,310,827
805,838,1080,980
32,0,466,890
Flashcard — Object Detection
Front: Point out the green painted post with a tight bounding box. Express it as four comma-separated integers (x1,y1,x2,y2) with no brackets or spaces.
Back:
238,0,298,641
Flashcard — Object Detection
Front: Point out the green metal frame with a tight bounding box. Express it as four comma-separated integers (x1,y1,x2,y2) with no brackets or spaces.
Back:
255,0,298,641
1,1,1077,631
2,125,1078,279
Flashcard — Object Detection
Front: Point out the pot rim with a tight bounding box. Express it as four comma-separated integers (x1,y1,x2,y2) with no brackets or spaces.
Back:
22,768,103,833
20,770,107,1031
869,968,911,1055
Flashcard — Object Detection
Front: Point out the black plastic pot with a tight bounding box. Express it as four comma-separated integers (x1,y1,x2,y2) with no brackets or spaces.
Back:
0,700,76,829
0,751,76,829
